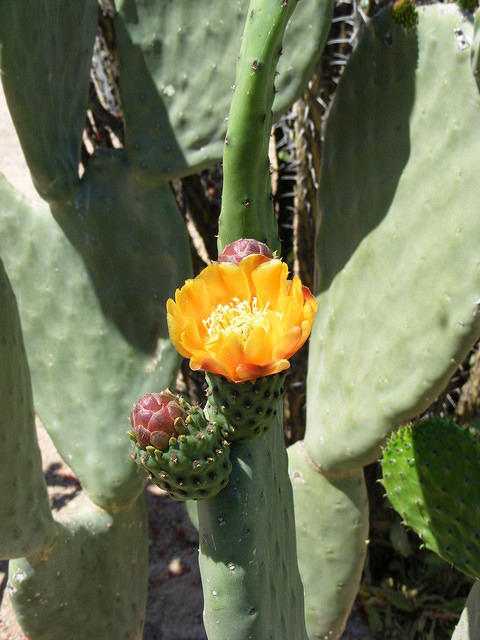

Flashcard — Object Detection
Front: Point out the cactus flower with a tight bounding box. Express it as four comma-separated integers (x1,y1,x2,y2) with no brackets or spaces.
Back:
130,391,187,450
166,251,317,382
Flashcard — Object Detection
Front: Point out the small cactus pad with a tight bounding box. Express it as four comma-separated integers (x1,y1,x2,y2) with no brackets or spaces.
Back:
205,371,286,442
133,406,232,501
114,0,333,179
8,494,148,640
0,260,55,559
306,4,480,472
0,1,97,202
381,419,480,580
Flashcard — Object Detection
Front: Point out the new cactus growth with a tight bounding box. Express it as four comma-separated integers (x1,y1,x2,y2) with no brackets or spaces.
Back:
130,391,232,501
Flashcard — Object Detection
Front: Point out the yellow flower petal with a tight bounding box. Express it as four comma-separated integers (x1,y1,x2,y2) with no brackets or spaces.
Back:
244,325,272,366
251,259,288,310
166,252,317,382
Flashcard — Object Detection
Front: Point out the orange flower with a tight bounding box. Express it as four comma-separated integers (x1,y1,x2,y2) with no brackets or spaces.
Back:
166,254,317,383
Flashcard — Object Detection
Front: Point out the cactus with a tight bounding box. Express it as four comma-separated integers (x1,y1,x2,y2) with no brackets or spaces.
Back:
2,0,480,638
0,260,55,558
294,3,480,637
0,0,329,637
381,419,480,580
380,417,480,639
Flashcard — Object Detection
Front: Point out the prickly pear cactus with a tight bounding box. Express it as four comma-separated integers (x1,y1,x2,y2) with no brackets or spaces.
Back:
8,495,148,640
291,3,480,637
131,399,233,501
381,419,480,580
205,371,286,441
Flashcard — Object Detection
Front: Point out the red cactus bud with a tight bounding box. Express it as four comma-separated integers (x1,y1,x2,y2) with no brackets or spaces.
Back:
218,238,273,264
130,391,187,450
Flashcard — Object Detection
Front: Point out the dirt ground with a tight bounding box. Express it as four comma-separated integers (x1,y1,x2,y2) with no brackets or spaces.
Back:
0,86,372,640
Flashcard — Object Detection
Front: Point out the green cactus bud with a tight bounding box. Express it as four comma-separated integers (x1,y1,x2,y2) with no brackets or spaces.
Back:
132,404,232,501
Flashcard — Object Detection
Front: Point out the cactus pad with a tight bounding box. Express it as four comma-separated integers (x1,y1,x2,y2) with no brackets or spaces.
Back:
0,1,97,202
205,371,286,442
0,260,55,559
8,494,148,640
0,169,188,509
306,4,480,472
288,442,369,638
133,406,232,501
381,419,480,580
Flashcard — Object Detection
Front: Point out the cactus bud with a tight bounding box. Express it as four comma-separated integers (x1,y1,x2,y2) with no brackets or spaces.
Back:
130,391,187,450
218,238,272,264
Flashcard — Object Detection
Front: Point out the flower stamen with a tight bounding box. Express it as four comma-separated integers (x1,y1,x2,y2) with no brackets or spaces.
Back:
203,297,280,342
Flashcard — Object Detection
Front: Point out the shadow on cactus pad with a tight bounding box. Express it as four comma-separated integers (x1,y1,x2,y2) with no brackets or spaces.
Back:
381,418,480,580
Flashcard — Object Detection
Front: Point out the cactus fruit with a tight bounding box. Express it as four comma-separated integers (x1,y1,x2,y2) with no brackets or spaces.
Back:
381,418,480,580
130,390,188,450
205,371,286,442
131,399,232,501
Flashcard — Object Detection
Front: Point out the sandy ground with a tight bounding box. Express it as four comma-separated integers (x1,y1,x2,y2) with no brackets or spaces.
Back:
0,86,372,640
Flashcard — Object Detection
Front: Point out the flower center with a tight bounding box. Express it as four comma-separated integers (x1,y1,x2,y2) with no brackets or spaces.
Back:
203,297,276,342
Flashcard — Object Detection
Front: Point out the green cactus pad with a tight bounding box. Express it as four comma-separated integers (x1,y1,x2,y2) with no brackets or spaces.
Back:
0,260,55,559
0,167,190,509
133,407,232,501
288,442,369,639
198,406,308,640
205,372,286,442
114,0,333,180
306,4,480,472
8,494,148,640
0,1,97,202
381,419,480,580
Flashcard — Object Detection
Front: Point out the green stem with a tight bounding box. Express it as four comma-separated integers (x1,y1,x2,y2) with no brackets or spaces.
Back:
218,0,298,254
197,405,308,640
